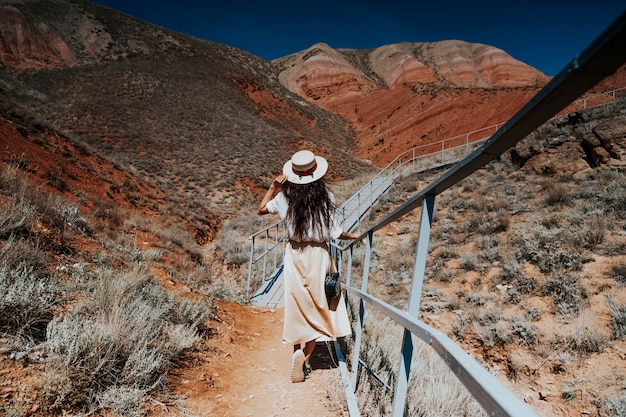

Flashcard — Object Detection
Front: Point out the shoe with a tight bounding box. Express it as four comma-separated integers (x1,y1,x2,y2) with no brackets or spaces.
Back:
304,363,312,379
291,349,305,383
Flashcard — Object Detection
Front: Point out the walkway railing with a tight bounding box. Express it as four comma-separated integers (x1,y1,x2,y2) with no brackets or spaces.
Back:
246,82,625,299
337,122,504,232
333,11,626,417
246,220,286,295
246,130,492,297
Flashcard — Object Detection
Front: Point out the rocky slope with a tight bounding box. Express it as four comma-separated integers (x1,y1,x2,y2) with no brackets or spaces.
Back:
0,0,366,231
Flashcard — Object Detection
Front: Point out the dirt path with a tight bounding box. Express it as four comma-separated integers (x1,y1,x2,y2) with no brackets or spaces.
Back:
169,301,349,416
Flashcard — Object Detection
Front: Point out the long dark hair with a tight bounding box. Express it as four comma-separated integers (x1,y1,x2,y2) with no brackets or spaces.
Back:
284,178,336,241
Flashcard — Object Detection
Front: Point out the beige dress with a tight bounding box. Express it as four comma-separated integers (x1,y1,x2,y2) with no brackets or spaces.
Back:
266,191,352,345
283,240,352,345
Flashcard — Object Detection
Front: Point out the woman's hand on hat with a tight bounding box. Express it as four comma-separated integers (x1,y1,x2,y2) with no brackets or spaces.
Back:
259,174,288,215
271,174,288,189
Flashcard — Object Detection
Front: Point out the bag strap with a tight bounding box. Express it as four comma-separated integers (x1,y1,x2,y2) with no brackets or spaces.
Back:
327,246,337,273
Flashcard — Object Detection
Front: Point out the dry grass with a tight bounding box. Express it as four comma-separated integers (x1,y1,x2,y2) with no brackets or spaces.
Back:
343,308,487,416
0,164,218,416
43,268,211,415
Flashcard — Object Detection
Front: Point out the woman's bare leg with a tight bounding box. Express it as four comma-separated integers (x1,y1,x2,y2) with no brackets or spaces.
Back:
303,340,316,366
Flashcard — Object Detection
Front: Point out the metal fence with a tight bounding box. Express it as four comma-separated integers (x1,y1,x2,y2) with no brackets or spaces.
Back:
247,122,505,296
246,10,626,417
246,83,624,299
332,11,626,416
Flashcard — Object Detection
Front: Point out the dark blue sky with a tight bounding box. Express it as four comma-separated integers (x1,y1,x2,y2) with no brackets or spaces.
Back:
93,0,624,76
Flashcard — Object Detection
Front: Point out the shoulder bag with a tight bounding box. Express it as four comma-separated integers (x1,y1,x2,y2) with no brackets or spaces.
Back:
325,252,341,299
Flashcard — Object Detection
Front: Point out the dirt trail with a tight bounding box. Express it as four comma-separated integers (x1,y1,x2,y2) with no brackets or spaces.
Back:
169,301,349,416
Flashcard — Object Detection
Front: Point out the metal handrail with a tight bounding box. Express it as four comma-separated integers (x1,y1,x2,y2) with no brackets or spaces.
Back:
246,85,624,297
246,220,286,295
333,11,626,417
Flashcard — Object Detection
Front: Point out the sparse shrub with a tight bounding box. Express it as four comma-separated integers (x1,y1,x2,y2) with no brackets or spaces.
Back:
141,248,163,262
385,237,416,271
96,386,147,417
92,198,124,233
478,209,510,234
611,262,626,284
0,236,50,280
472,304,514,347
573,212,606,249
7,153,30,172
0,196,36,240
216,227,250,267
511,220,582,273
601,394,626,417
461,177,478,193
561,380,578,401
525,306,542,321
607,295,626,339
543,272,587,315
506,351,527,381
476,235,500,262
550,351,574,374
461,252,480,271
47,168,67,192
42,270,211,414
466,292,485,306
60,205,92,236
449,196,478,212
438,268,458,283
459,217,481,233
509,316,537,346
499,248,536,295
542,177,571,206
567,313,609,355
0,265,58,344
474,320,512,347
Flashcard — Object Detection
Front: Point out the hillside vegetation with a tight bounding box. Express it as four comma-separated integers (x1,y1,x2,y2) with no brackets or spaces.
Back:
347,100,626,416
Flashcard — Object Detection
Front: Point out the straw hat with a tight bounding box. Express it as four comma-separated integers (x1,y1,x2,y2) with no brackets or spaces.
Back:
282,150,328,184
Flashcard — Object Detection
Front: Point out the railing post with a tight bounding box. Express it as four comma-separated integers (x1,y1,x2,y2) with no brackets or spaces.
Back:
273,223,279,272
409,194,434,314
351,231,373,391
262,229,268,281
346,245,353,287
441,140,445,164
391,195,435,416
246,236,255,295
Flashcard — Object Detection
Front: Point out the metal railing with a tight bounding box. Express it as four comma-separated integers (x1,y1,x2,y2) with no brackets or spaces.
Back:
244,10,626,416
246,220,286,295
564,86,626,113
337,122,504,232
247,123,505,296
246,82,624,298
331,11,626,417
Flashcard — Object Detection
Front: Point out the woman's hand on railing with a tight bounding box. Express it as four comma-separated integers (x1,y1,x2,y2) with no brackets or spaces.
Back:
339,230,360,240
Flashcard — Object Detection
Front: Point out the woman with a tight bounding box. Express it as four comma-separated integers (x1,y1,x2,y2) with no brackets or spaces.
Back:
258,150,359,383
